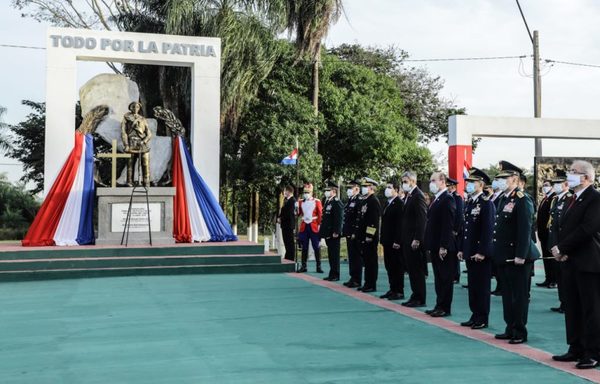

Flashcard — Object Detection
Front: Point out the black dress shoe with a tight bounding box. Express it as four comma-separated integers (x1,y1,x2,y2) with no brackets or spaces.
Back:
430,309,450,317
323,276,332,281
460,320,475,327
552,352,580,362
461,284,469,288
550,306,565,313
346,281,361,288
471,323,488,330
509,337,527,344
387,293,404,301
425,308,438,315
380,291,393,299
491,290,502,296
360,287,376,293
316,267,324,273
329,277,339,281
403,301,426,308
495,333,512,340
297,266,307,273
547,283,557,289
536,281,550,287
576,358,598,369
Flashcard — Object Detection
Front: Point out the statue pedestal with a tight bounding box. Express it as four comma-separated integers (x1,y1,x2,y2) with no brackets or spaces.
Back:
96,187,176,245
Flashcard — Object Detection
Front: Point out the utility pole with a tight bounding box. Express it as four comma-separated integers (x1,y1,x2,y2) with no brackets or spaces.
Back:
533,30,542,156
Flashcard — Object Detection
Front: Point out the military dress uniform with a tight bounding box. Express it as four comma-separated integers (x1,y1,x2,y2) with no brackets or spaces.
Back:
537,186,557,287
319,181,344,281
354,178,381,292
492,161,540,344
459,168,495,328
343,180,362,288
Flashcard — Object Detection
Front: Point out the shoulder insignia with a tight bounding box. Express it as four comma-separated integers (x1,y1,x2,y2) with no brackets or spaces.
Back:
366,226,377,236
566,193,573,197
482,196,490,201
516,191,524,198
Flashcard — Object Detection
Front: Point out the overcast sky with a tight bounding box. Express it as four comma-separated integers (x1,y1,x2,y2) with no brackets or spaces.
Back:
1,0,600,183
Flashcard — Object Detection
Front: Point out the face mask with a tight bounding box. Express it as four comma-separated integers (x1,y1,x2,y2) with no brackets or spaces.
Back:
361,187,369,196
324,191,331,198
542,186,552,194
346,188,353,198
402,183,411,192
303,193,310,200
465,182,476,194
496,178,508,192
553,183,563,194
567,173,582,188
384,187,394,198
429,182,439,194
491,179,499,190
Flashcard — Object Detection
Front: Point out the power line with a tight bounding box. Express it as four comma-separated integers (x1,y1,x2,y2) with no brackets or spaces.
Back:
515,0,534,43
0,43,45,50
403,55,528,62
545,59,600,69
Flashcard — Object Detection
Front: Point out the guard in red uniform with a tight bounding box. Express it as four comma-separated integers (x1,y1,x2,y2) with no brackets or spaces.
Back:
297,183,323,273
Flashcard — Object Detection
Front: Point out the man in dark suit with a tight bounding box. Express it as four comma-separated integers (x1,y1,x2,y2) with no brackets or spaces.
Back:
400,171,428,308
536,178,557,288
278,185,297,261
423,172,457,317
319,180,344,281
547,170,571,314
353,177,381,292
551,160,600,369
380,180,405,301
447,178,464,284
458,168,495,329
343,180,362,288
490,176,504,296
492,161,540,345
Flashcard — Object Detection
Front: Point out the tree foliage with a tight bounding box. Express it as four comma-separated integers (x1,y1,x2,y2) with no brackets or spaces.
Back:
0,106,12,154
0,174,39,240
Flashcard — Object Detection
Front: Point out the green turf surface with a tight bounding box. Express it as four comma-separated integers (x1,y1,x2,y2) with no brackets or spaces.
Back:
0,265,589,383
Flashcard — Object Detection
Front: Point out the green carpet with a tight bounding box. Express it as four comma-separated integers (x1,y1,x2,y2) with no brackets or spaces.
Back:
0,265,589,383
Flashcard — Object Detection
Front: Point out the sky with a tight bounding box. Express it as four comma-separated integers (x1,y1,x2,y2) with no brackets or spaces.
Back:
1,0,600,184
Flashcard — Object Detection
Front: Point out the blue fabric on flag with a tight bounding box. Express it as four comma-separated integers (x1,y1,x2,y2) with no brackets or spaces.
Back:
181,138,237,242
281,157,297,165
76,134,95,245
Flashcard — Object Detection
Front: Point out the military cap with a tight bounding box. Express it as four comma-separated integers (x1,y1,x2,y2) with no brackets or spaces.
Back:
447,177,459,186
360,177,379,186
345,179,360,187
302,183,314,193
324,180,338,190
496,160,523,178
552,169,567,183
465,167,491,185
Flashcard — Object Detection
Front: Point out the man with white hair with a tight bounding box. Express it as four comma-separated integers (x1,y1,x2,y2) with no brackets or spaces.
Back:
552,160,600,369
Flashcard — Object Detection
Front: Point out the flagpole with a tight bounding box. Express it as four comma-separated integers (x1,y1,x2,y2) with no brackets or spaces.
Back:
294,136,300,272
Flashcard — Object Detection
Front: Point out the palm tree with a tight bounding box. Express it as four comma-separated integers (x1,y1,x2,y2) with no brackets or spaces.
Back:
286,0,344,150
0,106,12,154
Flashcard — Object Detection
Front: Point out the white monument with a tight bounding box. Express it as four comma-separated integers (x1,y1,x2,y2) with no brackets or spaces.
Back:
44,27,221,197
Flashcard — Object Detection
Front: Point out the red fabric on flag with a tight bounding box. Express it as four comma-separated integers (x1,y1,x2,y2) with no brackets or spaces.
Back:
172,137,192,243
22,133,84,246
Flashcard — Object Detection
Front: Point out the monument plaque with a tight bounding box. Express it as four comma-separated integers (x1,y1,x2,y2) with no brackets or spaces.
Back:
111,203,162,233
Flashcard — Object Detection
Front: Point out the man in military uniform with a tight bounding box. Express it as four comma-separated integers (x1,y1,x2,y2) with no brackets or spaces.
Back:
354,177,381,293
424,172,457,317
277,185,297,261
447,177,464,284
490,175,504,296
297,183,323,273
492,161,540,344
458,168,495,329
320,180,344,281
547,170,571,313
400,171,428,307
536,177,558,288
380,180,405,300
343,180,362,288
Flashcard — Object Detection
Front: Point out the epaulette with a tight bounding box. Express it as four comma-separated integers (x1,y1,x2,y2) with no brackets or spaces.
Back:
482,195,490,201
516,191,524,198
566,192,573,197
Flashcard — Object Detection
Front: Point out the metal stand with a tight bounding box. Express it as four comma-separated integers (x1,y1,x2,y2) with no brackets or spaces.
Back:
120,152,152,246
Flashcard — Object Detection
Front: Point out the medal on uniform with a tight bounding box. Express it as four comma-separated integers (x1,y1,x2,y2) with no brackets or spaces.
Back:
503,202,515,213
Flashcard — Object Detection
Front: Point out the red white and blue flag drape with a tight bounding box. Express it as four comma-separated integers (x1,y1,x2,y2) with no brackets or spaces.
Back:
22,132,95,246
172,136,237,243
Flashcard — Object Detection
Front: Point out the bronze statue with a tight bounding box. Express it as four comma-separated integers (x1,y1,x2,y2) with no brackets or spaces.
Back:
121,101,152,187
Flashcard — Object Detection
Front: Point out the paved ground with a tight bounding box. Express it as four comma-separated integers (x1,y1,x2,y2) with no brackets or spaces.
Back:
0,262,596,383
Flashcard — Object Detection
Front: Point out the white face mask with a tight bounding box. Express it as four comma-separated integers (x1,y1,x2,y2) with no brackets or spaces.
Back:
384,187,394,198
491,179,499,190
553,183,563,194
542,186,552,194
465,182,476,194
567,173,582,188
303,193,311,200
346,188,353,198
402,183,411,192
429,182,439,194
324,191,331,198
496,178,509,192
361,186,369,196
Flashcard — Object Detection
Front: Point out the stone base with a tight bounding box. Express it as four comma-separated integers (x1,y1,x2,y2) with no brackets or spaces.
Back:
97,187,175,246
